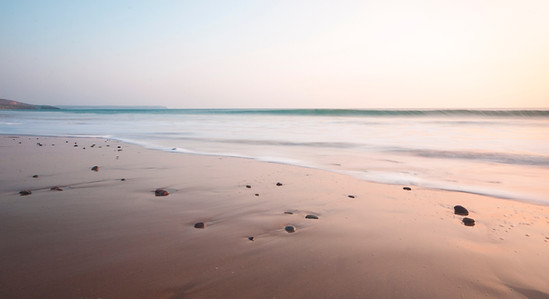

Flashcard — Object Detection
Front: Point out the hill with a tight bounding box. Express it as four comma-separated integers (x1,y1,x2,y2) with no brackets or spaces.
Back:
0,99,59,110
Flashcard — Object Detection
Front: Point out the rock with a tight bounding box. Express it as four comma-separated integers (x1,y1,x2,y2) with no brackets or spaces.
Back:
36,142,42,146
403,186,412,191
19,190,32,196
121,178,126,181
248,236,255,241
194,222,205,229
91,166,99,172
348,195,355,198
276,182,283,186
50,186,63,191
74,144,78,147
305,214,319,219
454,205,469,216
284,211,294,215
32,175,39,178
463,217,475,226
155,189,169,196
284,225,296,233
255,193,259,196
245,185,251,188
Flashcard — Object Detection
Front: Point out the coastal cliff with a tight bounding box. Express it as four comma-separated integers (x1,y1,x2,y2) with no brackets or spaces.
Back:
0,99,59,110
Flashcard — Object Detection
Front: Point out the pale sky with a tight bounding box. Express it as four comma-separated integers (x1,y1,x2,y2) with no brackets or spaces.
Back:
1,0,548,108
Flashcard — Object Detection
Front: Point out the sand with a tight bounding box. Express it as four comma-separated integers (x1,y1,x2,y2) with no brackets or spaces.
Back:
1,135,548,298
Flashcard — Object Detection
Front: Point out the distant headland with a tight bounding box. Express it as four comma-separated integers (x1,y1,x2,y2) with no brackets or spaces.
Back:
0,99,167,110
0,99,60,110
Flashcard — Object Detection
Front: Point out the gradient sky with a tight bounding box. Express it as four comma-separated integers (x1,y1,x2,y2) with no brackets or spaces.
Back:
1,0,548,108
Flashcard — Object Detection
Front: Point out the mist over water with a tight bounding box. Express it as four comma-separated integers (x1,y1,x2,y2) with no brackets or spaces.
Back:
2,109,549,204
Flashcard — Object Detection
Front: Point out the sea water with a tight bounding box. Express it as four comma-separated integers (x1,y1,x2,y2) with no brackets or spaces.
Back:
1,109,549,204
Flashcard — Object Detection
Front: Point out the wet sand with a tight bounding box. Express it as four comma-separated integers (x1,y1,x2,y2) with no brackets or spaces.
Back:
1,135,548,298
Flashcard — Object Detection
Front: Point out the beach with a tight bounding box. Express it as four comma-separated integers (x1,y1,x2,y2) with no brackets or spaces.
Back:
1,135,548,298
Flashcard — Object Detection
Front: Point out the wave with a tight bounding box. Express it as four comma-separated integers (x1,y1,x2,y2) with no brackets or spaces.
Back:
55,108,549,118
393,149,549,166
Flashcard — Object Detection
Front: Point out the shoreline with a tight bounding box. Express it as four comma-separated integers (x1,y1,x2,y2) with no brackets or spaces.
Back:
1,135,548,298
2,133,546,206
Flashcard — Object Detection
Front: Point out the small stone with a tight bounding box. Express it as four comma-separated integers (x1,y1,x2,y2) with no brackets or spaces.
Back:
32,175,39,178
454,205,469,216
36,143,42,146
121,178,126,181
245,185,251,188
284,225,296,233
50,186,63,191
248,236,255,241
276,182,283,186
463,217,475,226
155,189,169,196
91,166,99,172
305,215,319,219
194,222,205,229
348,195,355,198
403,186,412,191
19,190,32,196
284,211,293,215
91,144,95,148
255,193,259,196
74,144,78,147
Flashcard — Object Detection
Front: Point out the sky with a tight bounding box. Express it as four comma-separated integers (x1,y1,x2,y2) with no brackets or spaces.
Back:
1,0,548,108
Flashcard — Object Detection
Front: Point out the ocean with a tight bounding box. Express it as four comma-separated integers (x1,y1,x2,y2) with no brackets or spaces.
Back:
2,109,549,204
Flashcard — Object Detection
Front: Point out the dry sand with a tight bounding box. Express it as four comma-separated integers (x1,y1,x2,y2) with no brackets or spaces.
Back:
1,135,548,298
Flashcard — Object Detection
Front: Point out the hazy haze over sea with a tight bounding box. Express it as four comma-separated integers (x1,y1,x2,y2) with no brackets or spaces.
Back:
2,109,548,204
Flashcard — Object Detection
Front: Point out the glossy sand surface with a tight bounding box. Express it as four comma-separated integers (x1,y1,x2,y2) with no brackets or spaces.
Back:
1,136,548,298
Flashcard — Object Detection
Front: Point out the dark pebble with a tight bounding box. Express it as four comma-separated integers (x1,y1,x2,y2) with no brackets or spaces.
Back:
284,225,296,233
91,166,99,172
248,236,255,241
121,178,126,181
32,175,39,178
463,217,475,226
19,190,32,196
74,144,78,147
276,182,283,186
305,215,319,219
454,205,469,216
403,186,412,191
255,193,259,196
50,186,63,191
348,195,355,198
37,143,42,146
246,185,251,188
194,222,205,229
284,211,294,215
155,189,169,196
